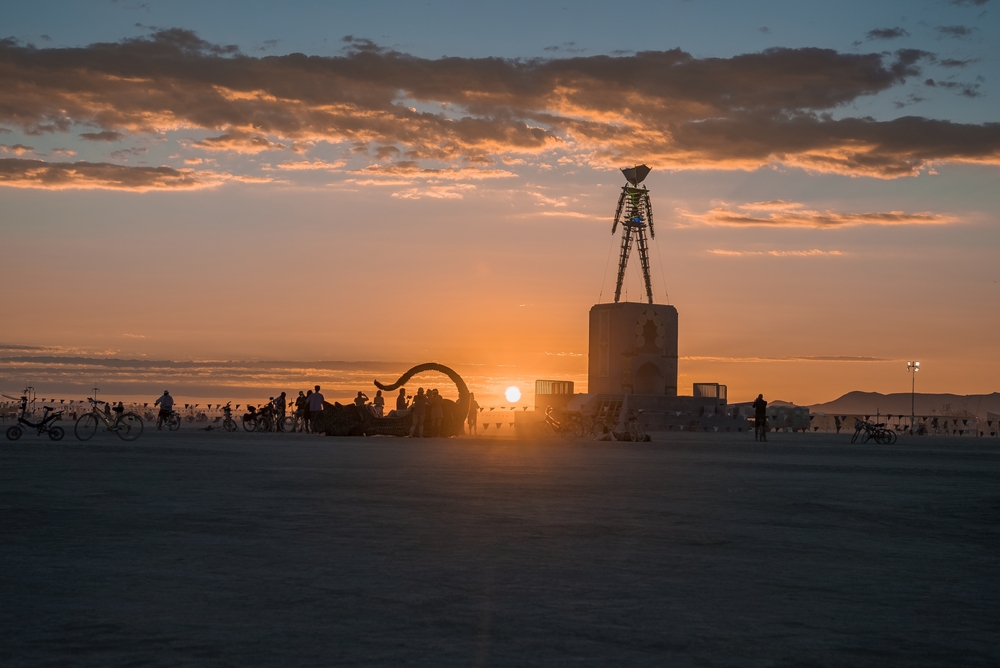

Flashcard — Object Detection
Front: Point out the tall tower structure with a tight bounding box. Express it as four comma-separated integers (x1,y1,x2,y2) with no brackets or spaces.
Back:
612,164,655,304
588,164,678,397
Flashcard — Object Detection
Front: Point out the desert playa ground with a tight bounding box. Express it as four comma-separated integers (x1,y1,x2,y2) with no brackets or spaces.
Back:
2,430,998,666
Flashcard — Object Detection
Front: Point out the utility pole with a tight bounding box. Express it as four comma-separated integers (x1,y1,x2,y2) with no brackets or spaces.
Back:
906,361,920,435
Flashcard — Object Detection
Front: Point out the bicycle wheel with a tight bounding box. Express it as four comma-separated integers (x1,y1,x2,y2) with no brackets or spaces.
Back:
242,416,256,432
168,414,181,431
6,425,22,441
223,418,238,432
256,416,272,433
885,429,897,445
75,413,99,441
851,429,860,444
48,426,65,441
279,416,294,432
117,413,144,441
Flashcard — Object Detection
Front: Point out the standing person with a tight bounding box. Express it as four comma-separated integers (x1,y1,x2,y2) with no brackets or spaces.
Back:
752,393,768,442
429,389,444,437
467,392,480,435
409,388,426,437
303,389,313,433
273,392,287,425
292,391,307,432
154,390,174,430
306,385,325,433
372,390,385,417
396,388,409,412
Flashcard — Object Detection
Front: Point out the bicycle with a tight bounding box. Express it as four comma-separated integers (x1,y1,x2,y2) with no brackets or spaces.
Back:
5,396,65,441
221,402,238,432
851,419,897,445
75,398,143,441
156,410,181,431
754,416,768,442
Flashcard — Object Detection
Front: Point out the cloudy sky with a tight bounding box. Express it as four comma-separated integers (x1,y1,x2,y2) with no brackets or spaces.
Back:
1,0,997,404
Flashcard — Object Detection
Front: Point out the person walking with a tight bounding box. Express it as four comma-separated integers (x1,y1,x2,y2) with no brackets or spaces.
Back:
752,393,768,442
467,392,480,435
154,390,174,430
307,385,325,433
409,388,426,437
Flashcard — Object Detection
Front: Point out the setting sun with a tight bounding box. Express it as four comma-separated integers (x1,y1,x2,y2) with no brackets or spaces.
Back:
504,386,521,403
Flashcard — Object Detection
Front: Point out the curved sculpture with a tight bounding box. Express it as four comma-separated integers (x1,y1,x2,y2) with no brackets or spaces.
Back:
311,362,470,437
376,362,471,438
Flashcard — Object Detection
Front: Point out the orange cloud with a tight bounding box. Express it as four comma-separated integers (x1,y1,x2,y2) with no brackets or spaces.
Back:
686,201,959,228
707,249,846,256
0,31,997,178
0,158,222,191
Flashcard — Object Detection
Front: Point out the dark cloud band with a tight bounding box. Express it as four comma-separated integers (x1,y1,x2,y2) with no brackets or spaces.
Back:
0,30,996,178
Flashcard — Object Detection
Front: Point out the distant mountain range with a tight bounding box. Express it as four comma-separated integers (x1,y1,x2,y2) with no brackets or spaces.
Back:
808,392,1000,420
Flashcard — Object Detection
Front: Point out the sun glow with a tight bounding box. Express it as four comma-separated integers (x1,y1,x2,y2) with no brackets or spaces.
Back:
504,386,521,403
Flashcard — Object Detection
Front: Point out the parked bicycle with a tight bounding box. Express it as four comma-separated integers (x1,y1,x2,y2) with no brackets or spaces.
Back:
851,419,897,444
5,396,65,441
75,398,143,441
221,402,238,432
242,405,264,432
242,402,293,432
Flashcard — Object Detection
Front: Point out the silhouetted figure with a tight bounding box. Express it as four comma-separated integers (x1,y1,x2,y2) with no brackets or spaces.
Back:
409,388,426,437
154,390,174,430
303,390,313,432
396,388,409,411
354,391,369,409
753,393,768,442
293,391,307,432
372,390,385,417
429,389,444,437
274,392,287,422
834,415,842,434
467,392,479,435
306,385,325,433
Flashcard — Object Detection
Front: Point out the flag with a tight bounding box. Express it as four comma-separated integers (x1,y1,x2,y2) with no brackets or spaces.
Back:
495,423,501,429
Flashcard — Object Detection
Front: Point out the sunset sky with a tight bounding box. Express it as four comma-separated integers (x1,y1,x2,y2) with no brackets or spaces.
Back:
1,0,998,405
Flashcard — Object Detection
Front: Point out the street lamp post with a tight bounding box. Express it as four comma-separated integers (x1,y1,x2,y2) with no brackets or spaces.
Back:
907,361,920,435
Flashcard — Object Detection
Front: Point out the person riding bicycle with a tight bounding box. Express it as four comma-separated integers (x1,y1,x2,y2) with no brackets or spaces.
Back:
752,393,768,442
543,405,561,431
154,390,175,430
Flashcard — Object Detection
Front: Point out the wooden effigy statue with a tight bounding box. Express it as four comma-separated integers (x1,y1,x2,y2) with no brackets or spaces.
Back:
311,362,471,437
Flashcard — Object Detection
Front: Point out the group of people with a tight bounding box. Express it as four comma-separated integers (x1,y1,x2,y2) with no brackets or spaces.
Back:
150,384,487,437
362,387,482,437
250,386,328,433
